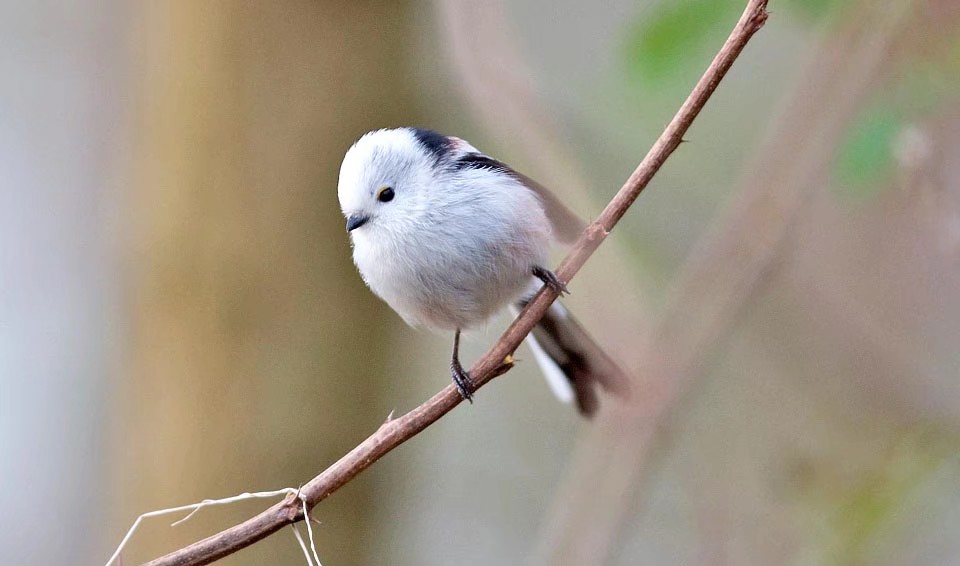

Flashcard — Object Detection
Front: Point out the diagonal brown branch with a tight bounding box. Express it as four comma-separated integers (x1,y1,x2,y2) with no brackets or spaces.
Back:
531,1,919,564
139,2,768,564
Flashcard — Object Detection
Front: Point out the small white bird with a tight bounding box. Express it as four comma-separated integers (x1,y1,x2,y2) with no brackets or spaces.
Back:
338,127,628,416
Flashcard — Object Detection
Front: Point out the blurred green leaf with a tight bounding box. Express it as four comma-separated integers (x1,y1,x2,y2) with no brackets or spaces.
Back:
834,104,901,199
824,432,958,564
780,0,846,23
625,0,740,85
834,36,960,201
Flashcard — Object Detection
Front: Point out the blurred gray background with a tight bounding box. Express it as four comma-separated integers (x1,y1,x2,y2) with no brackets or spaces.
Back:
2,1,959,564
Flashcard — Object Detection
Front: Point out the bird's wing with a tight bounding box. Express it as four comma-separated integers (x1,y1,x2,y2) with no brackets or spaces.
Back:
510,169,586,245
452,150,586,245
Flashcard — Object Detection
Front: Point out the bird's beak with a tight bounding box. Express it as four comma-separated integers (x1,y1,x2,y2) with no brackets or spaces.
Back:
345,214,369,232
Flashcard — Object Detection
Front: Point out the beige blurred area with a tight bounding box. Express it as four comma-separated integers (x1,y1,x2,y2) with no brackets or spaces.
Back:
111,2,413,565
3,1,960,565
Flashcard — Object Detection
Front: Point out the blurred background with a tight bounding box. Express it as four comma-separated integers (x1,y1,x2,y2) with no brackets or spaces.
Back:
2,0,959,564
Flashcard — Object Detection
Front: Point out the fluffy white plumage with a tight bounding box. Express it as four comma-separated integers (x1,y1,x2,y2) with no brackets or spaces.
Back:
339,128,552,330
338,127,627,416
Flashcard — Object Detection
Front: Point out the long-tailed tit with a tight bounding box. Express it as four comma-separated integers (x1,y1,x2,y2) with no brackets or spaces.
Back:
338,127,628,415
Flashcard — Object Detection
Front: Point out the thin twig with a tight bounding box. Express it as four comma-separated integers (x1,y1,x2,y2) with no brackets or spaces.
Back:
136,2,768,564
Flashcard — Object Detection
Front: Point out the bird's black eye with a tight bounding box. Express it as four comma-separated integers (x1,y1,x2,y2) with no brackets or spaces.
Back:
377,187,395,203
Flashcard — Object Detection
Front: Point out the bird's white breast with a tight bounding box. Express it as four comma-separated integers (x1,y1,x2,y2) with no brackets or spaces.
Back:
351,169,552,331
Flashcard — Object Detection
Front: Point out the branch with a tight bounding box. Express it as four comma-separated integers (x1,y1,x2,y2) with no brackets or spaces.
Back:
138,2,768,564
531,1,919,563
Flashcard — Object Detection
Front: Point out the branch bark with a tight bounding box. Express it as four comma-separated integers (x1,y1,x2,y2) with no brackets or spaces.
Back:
140,2,768,564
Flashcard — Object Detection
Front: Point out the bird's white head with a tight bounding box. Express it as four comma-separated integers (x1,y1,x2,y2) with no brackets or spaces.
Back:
338,127,462,235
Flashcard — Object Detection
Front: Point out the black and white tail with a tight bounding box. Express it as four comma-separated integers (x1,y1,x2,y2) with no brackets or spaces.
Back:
512,300,630,416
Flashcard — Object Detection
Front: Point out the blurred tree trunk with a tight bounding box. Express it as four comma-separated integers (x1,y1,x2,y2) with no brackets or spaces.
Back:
109,2,413,564
0,3,130,564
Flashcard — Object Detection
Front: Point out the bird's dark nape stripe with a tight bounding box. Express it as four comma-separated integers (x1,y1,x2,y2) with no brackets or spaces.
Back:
411,128,451,162
454,153,514,175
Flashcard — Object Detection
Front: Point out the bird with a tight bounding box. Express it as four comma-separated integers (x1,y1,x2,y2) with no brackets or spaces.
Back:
337,127,629,416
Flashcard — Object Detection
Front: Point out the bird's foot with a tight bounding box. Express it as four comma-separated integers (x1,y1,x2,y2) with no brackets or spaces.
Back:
451,358,476,402
533,266,569,295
